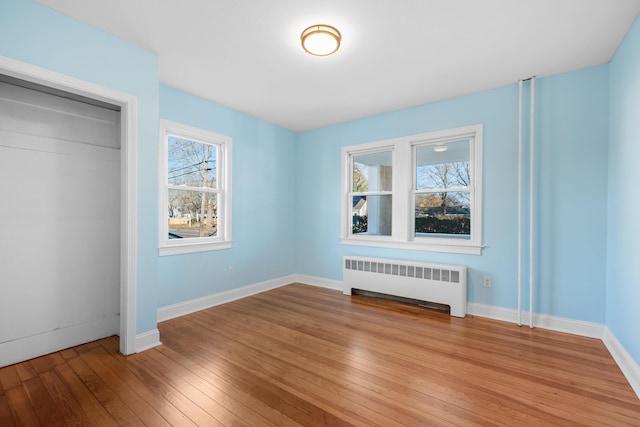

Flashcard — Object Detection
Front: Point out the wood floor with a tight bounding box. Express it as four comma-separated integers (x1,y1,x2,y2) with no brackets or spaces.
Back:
1,284,639,426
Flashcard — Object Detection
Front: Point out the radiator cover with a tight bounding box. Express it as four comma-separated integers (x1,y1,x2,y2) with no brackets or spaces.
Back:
343,256,467,317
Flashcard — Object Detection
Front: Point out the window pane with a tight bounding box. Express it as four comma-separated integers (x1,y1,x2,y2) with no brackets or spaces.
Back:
353,151,392,192
168,136,217,188
352,195,392,236
415,192,470,237
416,140,470,190
168,189,217,239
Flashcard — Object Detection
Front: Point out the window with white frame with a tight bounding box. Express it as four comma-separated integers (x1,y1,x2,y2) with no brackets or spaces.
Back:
159,119,232,256
350,149,393,237
341,124,482,254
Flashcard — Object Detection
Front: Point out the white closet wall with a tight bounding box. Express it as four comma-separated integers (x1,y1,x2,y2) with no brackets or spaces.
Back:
0,80,121,366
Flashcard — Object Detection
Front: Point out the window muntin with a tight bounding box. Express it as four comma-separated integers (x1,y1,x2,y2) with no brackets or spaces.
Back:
341,125,482,254
159,120,232,255
414,139,472,239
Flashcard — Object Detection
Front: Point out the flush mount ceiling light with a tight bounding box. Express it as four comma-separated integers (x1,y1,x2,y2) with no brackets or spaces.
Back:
433,145,449,152
301,24,341,56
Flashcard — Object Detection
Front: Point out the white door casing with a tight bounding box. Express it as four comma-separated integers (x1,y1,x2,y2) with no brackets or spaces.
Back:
0,56,137,361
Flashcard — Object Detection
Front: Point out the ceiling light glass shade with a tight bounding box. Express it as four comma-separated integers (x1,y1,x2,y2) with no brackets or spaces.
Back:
301,25,341,56
433,145,449,152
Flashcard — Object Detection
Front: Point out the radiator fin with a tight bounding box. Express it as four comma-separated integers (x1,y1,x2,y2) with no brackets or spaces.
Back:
345,258,460,284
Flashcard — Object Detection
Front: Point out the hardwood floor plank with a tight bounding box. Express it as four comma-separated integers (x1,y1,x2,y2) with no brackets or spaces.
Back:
0,389,17,427
38,370,93,427
54,363,119,427
0,366,21,391
29,352,65,374
181,310,467,426
92,347,228,426
257,288,637,414
5,385,41,426
59,348,79,361
218,307,539,425
22,376,67,426
129,348,275,426
188,299,536,426
215,285,640,425
154,344,305,427
67,355,146,426
14,363,37,383
2,283,639,426
78,348,177,426
160,324,358,427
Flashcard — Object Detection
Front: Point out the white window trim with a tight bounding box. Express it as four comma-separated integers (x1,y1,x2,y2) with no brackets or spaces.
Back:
341,124,483,255
158,119,232,256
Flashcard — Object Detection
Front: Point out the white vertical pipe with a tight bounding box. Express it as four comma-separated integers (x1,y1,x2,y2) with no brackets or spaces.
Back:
517,80,523,327
529,76,536,328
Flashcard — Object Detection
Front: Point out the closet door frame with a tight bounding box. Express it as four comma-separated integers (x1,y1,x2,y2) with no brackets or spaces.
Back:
0,55,138,356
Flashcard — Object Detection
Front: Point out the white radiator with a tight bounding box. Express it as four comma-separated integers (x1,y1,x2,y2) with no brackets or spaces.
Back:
343,256,467,317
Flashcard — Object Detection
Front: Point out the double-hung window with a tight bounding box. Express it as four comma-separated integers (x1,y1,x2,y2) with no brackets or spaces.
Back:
159,119,232,255
341,124,482,254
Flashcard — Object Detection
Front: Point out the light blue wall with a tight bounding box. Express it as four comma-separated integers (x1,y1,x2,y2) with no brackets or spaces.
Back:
158,85,297,306
607,15,640,364
535,66,609,322
0,0,160,334
296,66,610,323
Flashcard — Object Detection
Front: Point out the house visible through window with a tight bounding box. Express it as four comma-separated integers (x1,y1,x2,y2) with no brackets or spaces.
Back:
341,124,482,254
350,150,393,236
159,120,232,255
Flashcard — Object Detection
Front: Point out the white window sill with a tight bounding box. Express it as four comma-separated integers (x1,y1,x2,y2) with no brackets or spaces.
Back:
159,240,232,256
341,238,482,255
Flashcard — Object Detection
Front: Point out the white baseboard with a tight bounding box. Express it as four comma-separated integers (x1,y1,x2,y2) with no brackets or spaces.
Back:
0,316,119,368
157,274,297,323
135,328,161,352
292,274,343,291
603,328,640,399
467,303,604,339
466,302,518,323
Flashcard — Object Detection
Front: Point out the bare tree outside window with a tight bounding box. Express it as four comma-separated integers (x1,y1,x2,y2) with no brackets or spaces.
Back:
167,136,218,238
415,141,471,236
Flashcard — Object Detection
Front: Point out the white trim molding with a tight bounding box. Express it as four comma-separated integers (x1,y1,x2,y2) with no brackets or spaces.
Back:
0,55,138,356
603,328,640,399
467,303,604,339
136,329,161,353
0,316,119,368
157,275,297,322
293,274,343,291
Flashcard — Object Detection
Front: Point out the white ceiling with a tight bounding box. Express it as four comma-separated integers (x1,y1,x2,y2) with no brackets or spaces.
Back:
36,0,640,132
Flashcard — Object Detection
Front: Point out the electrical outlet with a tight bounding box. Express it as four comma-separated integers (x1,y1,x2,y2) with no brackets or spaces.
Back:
483,276,492,288
229,266,234,277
